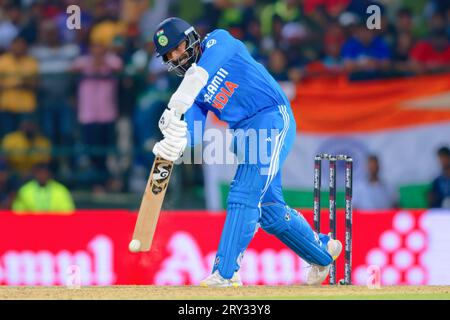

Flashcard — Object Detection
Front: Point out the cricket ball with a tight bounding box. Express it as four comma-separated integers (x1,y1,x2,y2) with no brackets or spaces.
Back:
128,239,141,252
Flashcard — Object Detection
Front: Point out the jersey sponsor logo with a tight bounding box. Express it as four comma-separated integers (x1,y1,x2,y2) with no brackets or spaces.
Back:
212,81,239,110
203,68,239,110
204,68,229,103
206,39,217,48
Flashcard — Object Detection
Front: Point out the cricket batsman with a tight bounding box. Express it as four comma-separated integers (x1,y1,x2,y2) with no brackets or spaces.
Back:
151,17,342,286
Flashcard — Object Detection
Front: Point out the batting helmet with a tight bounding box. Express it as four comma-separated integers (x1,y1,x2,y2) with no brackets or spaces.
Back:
153,17,202,76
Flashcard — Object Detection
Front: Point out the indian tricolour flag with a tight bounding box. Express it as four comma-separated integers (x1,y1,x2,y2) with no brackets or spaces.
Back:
202,73,450,210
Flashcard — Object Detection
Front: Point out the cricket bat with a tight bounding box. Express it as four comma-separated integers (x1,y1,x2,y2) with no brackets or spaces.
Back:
128,156,174,252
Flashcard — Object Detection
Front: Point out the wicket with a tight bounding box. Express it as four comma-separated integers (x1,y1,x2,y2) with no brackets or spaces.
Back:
313,153,353,285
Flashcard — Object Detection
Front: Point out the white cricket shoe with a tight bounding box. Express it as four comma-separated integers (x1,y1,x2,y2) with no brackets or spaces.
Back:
199,271,243,287
306,237,343,285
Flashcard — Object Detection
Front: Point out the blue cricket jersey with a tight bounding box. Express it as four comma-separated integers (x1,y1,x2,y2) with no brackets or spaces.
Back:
185,29,291,145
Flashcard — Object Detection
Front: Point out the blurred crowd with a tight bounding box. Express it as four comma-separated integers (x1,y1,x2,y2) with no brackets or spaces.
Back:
0,0,449,211
353,147,450,210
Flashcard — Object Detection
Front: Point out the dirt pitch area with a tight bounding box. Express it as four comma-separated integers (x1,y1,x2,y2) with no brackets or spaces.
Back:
1,286,450,300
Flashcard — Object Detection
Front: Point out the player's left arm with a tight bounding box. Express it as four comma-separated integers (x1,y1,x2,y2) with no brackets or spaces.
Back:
167,64,209,116
153,30,238,161
153,63,209,162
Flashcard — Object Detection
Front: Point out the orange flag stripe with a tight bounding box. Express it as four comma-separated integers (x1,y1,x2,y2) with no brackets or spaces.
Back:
291,73,450,134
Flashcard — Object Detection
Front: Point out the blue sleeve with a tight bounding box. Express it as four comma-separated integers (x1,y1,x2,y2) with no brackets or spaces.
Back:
185,102,208,146
197,29,238,77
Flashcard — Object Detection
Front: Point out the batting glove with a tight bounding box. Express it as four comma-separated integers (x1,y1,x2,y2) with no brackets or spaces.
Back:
158,108,188,139
152,136,187,162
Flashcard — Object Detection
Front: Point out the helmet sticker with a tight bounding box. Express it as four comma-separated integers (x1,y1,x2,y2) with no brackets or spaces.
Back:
158,35,169,46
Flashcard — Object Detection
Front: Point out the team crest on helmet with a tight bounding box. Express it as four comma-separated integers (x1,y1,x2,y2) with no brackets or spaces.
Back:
158,35,168,46
156,29,168,46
